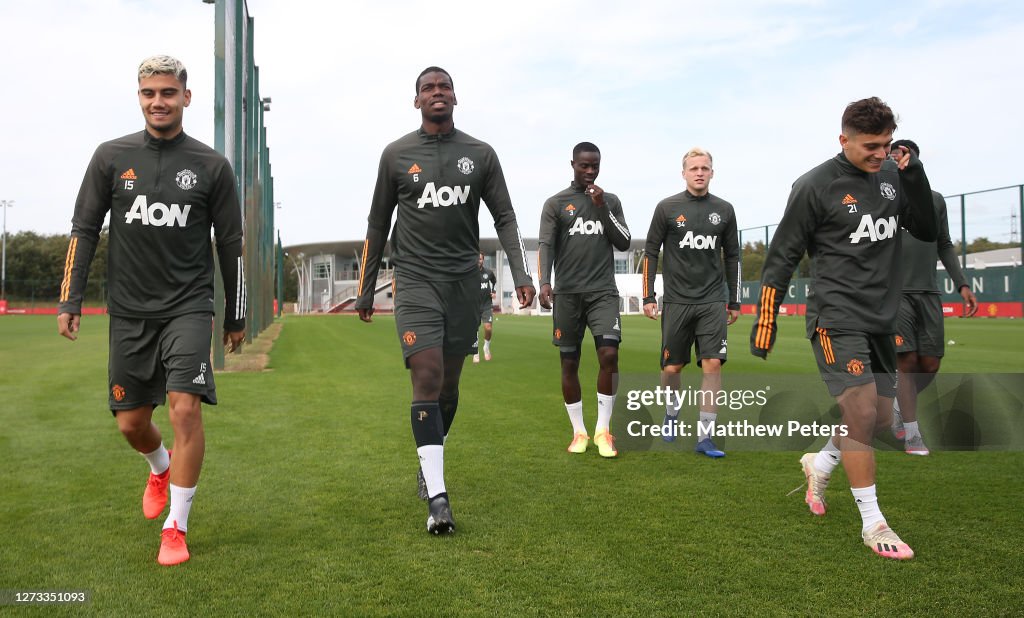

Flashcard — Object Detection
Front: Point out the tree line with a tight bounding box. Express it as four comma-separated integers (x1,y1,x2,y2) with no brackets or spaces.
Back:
3,230,1014,306
3,229,300,306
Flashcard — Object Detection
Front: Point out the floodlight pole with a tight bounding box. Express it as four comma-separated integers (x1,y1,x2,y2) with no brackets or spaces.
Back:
1,199,13,301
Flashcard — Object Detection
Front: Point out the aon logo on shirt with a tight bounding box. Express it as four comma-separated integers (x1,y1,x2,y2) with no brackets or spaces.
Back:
678,231,717,249
569,218,604,236
416,182,471,208
124,195,191,227
848,214,899,244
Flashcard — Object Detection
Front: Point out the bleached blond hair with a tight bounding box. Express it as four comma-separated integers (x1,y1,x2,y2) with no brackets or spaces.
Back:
682,147,713,168
137,55,187,86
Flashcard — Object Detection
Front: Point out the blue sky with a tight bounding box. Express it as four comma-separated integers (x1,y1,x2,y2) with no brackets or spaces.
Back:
1,0,1021,247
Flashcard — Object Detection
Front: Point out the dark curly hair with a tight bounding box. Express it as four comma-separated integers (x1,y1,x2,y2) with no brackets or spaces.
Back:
841,97,897,135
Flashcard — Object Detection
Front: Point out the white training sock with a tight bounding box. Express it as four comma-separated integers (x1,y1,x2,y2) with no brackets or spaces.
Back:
814,438,842,475
903,421,920,440
483,340,491,354
142,445,170,475
417,444,446,499
851,484,886,531
163,484,196,532
565,401,586,435
697,411,717,440
595,393,616,433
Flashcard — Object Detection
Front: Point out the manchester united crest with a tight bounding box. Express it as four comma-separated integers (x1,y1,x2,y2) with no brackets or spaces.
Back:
880,182,896,201
176,169,198,190
457,157,474,175
708,212,722,225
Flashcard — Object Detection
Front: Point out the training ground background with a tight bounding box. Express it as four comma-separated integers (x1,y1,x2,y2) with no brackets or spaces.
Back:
1,314,1022,615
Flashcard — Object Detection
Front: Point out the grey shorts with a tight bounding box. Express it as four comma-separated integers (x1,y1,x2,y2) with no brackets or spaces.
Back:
393,271,479,364
895,293,944,358
108,313,216,413
660,302,728,368
551,291,621,350
480,299,494,324
810,327,897,398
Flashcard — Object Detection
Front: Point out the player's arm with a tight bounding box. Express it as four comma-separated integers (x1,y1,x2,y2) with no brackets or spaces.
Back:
355,150,398,322
210,160,246,351
481,150,535,308
933,197,977,316
750,183,815,358
897,148,937,243
722,208,741,324
537,198,558,309
596,194,631,251
641,204,666,319
58,146,111,341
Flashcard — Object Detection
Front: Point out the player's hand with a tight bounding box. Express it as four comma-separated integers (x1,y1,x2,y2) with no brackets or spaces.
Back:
57,312,80,341
891,145,912,170
726,308,740,325
516,285,536,309
586,184,605,207
357,307,374,323
538,284,553,309
643,302,658,320
960,286,979,317
224,329,245,353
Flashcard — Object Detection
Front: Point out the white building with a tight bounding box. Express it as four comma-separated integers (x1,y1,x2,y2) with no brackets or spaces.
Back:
283,238,653,315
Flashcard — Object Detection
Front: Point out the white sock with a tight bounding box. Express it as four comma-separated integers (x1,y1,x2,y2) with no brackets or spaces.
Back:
814,438,842,475
851,484,887,531
417,444,446,499
565,401,586,435
595,393,616,433
142,445,170,475
163,484,196,532
697,411,717,440
893,396,901,414
483,340,491,354
903,421,920,440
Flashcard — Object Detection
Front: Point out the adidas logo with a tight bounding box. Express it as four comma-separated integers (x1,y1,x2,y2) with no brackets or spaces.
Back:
408,163,422,174
842,194,857,205
192,373,206,385
676,215,686,222
120,168,138,180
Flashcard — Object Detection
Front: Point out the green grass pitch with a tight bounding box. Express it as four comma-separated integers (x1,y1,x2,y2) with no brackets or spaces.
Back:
1,314,1022,615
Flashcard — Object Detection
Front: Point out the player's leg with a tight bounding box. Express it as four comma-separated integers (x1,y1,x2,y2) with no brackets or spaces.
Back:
659,302,692,443
693,303,728,457
394,274,448,507
482,304,494,361
830,331,913,559
893,294,920,439
901,295,945,454
587,293,621,458
419,272,480,534
408,347,447,508
157,313,218,565
109,316,173,520
553,294,589,452
797,327,856,516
